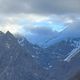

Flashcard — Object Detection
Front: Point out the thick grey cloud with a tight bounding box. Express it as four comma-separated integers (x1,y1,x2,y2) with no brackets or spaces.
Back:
30,27,58,36
0,0,80,14
0,0,80,45
26,27,59,45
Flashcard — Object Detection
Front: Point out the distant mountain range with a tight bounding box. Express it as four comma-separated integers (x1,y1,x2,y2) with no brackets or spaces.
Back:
43,22,80,47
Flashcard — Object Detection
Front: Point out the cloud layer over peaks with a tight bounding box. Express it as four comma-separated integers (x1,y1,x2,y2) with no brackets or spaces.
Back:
0,0,80,45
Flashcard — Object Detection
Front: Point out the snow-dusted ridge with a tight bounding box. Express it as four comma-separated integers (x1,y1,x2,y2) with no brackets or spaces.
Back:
64,46,80,62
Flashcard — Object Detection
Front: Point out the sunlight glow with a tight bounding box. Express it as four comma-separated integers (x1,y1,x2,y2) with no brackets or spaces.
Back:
0,23,22,34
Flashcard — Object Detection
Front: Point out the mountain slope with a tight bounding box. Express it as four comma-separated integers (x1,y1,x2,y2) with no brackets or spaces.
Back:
0,31,49,80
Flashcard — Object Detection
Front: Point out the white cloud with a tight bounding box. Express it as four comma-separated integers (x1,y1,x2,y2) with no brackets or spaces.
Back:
0,14,80,36
25,14,49,22
0,23,22,34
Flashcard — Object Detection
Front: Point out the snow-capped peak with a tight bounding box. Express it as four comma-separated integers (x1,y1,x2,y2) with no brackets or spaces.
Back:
64,46,80,62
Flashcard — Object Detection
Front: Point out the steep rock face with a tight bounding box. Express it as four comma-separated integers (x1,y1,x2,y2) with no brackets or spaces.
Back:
46,38,80,58
17,36,46,68
54,48,80,80
66,50,80,80
36,38,80,69
46,42,80,80
17,36,43,56
46,51,80,80
0,31,49,80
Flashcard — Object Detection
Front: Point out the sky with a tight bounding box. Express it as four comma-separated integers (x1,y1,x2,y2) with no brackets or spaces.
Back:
0,0,80,44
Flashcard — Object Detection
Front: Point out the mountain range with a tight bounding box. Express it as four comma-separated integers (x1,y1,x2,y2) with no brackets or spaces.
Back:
0,26,80,80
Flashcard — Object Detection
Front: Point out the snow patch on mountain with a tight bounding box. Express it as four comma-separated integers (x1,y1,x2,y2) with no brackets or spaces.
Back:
18,38,25,46
64,46,80,62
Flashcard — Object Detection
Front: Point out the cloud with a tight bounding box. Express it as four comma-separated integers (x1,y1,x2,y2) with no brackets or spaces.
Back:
30,27,57,35
26,14,49,22
26,26,59,44
0,0,80,45
58,21,80,39
0,14,79,35
0,0,80,15
0,23,22,34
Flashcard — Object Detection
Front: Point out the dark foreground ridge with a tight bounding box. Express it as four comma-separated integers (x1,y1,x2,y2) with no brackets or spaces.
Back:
0,31,49,80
